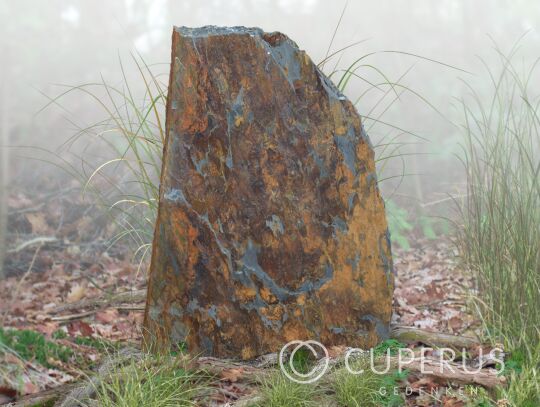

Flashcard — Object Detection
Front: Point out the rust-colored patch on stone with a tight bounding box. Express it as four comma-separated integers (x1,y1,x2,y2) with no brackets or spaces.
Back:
143,26,394,359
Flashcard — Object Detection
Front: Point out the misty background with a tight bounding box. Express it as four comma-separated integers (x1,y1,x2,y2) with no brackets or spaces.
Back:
1,0,539,242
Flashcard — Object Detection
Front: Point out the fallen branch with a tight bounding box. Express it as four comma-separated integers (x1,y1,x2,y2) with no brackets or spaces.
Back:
51,289,146,314
51,310,99,322
390,325,478,349
199,349,505,389
9,383,80,407
395,357,505,388
197,356,270,383
234,393,263,406
7,236,58,254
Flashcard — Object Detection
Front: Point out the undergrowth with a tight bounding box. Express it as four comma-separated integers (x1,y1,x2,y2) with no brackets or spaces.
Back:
254,372,322,407
89,353,209,407
0,327,73,368
0,105,7,279
332,355,406,407
42,56,167,266
42,41,456,262
35,16,499,407
457,41,540,406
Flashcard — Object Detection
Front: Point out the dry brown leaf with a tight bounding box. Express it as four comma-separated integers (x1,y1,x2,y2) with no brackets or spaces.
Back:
220,368,244,382
95,308,119,324
328,345,348,358
34,321,60,336
442,395,465,406
67,320,94,337
409,376,441,392
448,316,463,331
66,284,86,303
0,387,17,404
4,352,24,367
23,381,40,395
25,212,50,234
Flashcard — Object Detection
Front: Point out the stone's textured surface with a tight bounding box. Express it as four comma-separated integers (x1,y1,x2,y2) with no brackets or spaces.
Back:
143,26,394,359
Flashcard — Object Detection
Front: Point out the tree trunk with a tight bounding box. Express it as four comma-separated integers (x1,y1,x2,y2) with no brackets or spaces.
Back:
0,48,9,279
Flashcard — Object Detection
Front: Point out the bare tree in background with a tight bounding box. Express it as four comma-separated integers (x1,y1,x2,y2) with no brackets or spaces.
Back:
0,69,7,279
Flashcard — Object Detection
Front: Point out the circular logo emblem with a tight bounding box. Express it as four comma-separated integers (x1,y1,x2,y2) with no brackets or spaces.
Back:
279,340,330,384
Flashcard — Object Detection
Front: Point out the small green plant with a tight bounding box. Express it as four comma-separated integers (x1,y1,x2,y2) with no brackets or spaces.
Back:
52,329,68,340
373,339,407,357
496,359,540,407
332,356,405,406
385,200,414,249
0,327,73,368
74,336,120,352
254,372,321,407
385,199,449,249
460,385,494,407
500,349,525,376
289,347,316,375
91,352,209,407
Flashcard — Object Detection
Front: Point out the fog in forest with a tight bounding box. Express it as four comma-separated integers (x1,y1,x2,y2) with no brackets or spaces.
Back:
1,0,539,225
2,4,540,405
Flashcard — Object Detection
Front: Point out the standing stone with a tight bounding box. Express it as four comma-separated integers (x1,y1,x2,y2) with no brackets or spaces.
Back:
143,26,394,359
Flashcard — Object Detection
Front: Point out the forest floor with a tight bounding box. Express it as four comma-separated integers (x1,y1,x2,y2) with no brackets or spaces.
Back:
0,185,493,406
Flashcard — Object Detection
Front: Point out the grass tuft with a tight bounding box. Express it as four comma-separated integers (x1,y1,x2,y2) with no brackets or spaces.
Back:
497,350,540,407
42,55,167,267
331,355,405,407
90,352,209,407
457,42,540,405
254,372,321,407
43,37,459,257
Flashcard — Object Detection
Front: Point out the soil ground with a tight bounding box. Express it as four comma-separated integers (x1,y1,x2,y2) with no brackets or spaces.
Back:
0,184,484,406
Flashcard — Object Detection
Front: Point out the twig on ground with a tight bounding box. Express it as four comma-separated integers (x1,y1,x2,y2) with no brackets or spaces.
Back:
7,236,58,254
50,289,146,314
9,383,81,407
392,357,505,388
233,393,263,407
51,311,99,322
390,325,478,348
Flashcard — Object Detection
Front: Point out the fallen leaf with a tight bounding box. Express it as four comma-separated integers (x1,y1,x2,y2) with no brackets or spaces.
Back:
35,321,60,336
0,386,17,403
23,381,40,395
328,345,348,358
221,368,244,382
4,352,25,367
442,395,465,406
68,320,94,337
66,284,86,303
0,395,14,405
448,316,462,331
8,193,33,209
95,308,119,324
25,212,50,234
409,376,441,393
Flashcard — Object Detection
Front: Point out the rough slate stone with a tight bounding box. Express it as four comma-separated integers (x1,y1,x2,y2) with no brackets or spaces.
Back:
143,26,394,359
